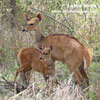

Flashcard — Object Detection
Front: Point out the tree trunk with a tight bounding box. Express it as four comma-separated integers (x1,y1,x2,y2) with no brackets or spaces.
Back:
8,0,17,28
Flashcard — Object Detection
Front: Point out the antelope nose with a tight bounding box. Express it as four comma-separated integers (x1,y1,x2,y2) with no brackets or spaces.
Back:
22,29,25,32
40,56,42,60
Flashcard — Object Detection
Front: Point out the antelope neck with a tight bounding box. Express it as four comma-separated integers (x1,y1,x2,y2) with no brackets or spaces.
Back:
34,25,45,43
46,58,53,67
38,34,44,43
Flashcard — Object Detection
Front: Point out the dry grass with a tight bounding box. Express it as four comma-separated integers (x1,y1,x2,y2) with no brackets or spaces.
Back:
3,75,89,100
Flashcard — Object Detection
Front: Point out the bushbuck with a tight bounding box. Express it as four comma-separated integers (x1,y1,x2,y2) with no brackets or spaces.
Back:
40,46,91,89
22,13,92,90
40,46,59,85
14,47,55,86
40,46,54,69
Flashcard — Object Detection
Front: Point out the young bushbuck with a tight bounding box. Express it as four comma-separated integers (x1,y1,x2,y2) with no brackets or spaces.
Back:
14,47,55,86
40,46,59,85
22,13,92,90
40,46,54,69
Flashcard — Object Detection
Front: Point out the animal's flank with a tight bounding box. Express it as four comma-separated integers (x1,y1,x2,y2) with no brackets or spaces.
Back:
17,48,26,64
46,34,84,47
71,37,84,46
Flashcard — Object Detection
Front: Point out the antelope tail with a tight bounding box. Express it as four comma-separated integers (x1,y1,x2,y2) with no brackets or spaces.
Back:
83,57,87,70
83,46,92,70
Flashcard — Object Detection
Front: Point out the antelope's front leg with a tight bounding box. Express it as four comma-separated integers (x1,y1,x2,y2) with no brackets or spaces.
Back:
51,75,59,88
44,75,49,89
44,75,50,95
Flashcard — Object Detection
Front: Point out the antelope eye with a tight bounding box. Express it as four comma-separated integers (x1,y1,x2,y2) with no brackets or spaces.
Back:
42,53,48,55
44,53,48,55
27,18,30,21
30,23,34,26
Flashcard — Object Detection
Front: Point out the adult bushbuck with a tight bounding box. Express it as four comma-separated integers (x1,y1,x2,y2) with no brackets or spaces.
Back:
22,13,92,90
40,46,90,90
14,47,55,86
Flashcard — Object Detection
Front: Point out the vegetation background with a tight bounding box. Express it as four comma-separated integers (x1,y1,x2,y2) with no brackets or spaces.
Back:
0,0,100,100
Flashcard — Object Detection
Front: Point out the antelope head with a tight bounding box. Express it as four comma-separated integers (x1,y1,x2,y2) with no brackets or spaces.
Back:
22,13,42,32
40,46,53,68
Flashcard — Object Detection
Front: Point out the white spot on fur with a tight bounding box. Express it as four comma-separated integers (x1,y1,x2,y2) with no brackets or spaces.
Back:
83,57,87,70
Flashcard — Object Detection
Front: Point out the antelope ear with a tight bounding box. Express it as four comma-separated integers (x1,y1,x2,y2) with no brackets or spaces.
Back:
38,44,43,50
50,46,53,50
24,14,30,21
37,13,42,21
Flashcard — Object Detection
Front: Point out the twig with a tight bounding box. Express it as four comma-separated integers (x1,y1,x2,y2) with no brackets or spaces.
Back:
0,80,6,84
31,7,76,36
8,85,32,100
0,76,26,93
2,76,14,86
8,89,26,100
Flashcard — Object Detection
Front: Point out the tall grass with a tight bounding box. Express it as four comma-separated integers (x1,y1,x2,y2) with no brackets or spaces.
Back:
6,75,90,100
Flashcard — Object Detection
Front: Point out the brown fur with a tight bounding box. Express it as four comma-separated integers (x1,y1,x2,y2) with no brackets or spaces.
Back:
14,47,55,83
84,46,92,68
46,34,84,46
23,14,92,90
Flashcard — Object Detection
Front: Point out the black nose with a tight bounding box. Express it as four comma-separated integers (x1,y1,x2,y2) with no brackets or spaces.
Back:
40,56,42,60
22,29,25,32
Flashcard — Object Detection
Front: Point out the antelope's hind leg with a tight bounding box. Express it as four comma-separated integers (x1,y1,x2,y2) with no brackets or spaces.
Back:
68,65,82,93
79,66,89,91
14,63,31,83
